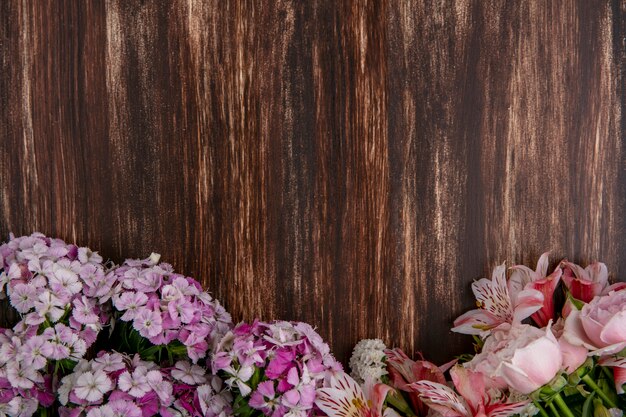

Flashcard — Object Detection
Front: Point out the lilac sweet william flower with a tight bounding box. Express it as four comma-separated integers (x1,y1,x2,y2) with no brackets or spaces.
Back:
195,376,234,417
118,366,151,398
18,335,53,370
171,361,207,385
133,308,163,339
9,283,38,313
114,291,148,321
62,351,233,417
0,232,118,404
72,295,100,325
110,254,232,362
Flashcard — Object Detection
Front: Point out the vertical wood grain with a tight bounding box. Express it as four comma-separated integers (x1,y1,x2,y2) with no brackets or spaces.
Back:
0,0,623,363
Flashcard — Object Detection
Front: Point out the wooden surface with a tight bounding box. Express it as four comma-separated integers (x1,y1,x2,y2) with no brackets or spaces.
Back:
0,0,624,364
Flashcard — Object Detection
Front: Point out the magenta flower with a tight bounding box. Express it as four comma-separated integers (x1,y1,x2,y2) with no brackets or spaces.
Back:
250,381,278,414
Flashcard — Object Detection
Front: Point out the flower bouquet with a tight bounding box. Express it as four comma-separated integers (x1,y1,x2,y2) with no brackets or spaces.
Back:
320,253,626,417
2,234,625,417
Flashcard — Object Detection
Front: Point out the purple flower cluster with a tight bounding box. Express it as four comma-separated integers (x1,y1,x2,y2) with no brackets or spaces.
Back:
212,321,342,417
111,255,232,363
59,351,233,417
0,233,114,347
0,328,54,417
0,233,114,415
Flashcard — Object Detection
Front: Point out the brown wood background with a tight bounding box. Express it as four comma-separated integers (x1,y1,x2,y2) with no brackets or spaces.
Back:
0,0,624,364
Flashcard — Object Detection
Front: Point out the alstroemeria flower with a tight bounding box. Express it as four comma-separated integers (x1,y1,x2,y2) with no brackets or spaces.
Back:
385,348,454,416
561,261,609,303
409,366,529,417
316,372,398,417
452,264,544,335
509,252,562,327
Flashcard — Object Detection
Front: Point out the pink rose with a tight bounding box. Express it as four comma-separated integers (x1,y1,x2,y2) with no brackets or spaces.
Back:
563,289,626,355
466,323,562,394
551,319,588,373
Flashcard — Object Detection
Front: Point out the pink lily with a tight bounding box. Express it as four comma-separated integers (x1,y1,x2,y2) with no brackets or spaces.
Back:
452,264,544,335
385,348,455,416
408,366,529,417
561,261,608,303
316,372,399,417
509,252,563,327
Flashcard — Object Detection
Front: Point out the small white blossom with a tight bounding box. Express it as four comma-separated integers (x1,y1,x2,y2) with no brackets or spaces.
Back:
349,339,388,384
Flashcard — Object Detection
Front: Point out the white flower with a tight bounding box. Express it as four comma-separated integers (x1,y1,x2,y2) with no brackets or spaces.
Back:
224,365,254,397
73,370,113,402
171,361,207,385
349,339,388,384
118,366,151,398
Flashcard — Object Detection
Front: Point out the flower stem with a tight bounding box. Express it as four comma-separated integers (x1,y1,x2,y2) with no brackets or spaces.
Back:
533,400,550,417
547,402,559,417
385,392,415,416
582,374,617,408
552,393,576,417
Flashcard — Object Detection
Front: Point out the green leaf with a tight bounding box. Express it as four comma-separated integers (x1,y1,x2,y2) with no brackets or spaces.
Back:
233,395,260,417
249,367,264,391
582,392,595,417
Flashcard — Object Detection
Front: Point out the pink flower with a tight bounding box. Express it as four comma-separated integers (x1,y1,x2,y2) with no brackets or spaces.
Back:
509,252,563,327
9,283,38,313
563,289,626,355
385,348,453,416
72,296,99,325
409,366,529,417
316,372,395,417
114,292,148,321
551,319,588,373
118,367,151,398
19,335,53,370
282,367,316,410
452,264,544,335
49,260,83,295
249,381,278,414
561,261,609,303
170,361,207,385
5,362,43,389
466,323,562,394
132,309,163,339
